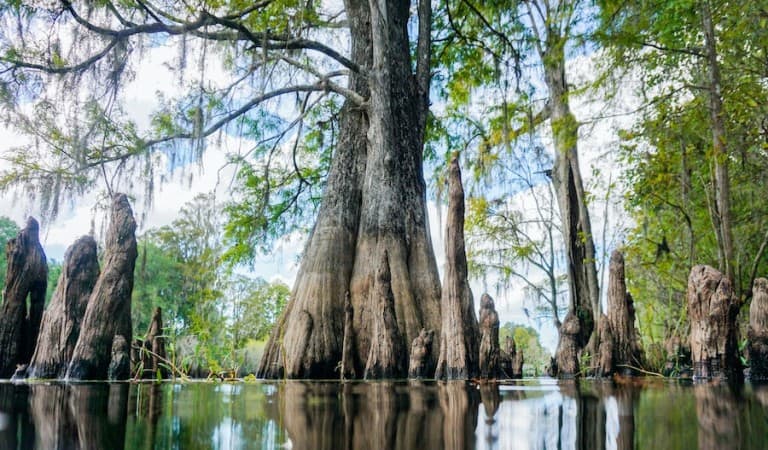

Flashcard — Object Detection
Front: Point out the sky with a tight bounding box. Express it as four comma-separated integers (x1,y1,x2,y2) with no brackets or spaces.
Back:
0,15,640,354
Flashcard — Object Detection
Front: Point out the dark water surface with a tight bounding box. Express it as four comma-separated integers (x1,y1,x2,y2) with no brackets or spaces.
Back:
0,379,766,449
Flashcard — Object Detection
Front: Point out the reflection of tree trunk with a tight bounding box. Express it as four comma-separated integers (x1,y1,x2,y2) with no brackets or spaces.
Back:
132,384,162,450
479,383,500,449
695,385,740,450
0,384,34,450
282,382,346,450
356,383,398,450
69,384,128,450
605,384,638,450
561,381,605,450
30,384,79,449
398,381,443,450
438,382,479,450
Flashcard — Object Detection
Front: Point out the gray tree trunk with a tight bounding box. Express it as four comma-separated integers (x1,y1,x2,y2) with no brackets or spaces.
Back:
436,158,478,380
748,278,768,380
544,36,599,376
0,217,48,377
606,251,643,374
27,235,99,379
478,294,500,379
67,194,137,380
258,0,440,379
687,265,741,381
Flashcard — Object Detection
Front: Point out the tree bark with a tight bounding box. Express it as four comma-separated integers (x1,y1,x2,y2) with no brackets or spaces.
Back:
0,217,48,377
364,249,407,379
258,0,441,379
67,193,137,380
606,251,643,374
748,278,768,380
27,235,99,379
545,37,598,376
436,158,479,380
478,294,500,379
107,335,130,380
596,314,614,377
408,328,434,379
554,310,581,377
687,265,742,381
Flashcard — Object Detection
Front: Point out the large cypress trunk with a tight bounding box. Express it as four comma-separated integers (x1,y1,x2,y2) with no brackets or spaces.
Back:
436,159,478,380
27,236,99,379
0,217,48,377
67,194,137,380
258,0,440,379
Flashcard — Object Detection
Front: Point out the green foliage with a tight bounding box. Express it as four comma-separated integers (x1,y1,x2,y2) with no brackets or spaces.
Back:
0,216,20,295
132,193,289,376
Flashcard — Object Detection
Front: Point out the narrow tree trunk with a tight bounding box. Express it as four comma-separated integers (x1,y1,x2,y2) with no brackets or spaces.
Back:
67,194,137,380
606,251,643,374
545,38,598,376
364,250,406,379
138,307,167,379
27,235,99,379
0,217,48,377
687,265,741,381
701,0,735,284
436,158,479,380
748,278,768,380
107,335,131,380
512,345,524,379
478,294,500,379
408,328,434,379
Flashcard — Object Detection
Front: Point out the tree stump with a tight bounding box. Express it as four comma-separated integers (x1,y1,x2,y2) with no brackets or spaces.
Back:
500,336,513,378
108,335,131,380
67,194,138,380
408,328,433,379
364,249,406,379
687,265,741,381
606,251,643,375
0,217,48,377
435,158,479,380
554,311,581,377
748,278,768,380
27,235,99,379
138,307,168,379
478,294,501,379
512,344,524,379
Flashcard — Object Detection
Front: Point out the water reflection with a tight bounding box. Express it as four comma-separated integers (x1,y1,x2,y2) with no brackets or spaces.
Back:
0,379,766,449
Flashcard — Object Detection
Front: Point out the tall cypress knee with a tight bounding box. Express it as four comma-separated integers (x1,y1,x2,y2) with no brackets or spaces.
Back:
687,265,741,381
478,294,501,379
435,158,479,380
27,235,99,379
748,278,768,380
606,251,642,375
0,217,48,377
67,194,137,380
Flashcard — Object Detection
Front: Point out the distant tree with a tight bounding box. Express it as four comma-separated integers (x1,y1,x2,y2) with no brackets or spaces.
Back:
499,322,551,376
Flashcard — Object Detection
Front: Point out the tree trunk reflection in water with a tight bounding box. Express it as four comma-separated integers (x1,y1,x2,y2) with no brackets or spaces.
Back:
68,384,128,450
695,385,740,450
0,384,34,450
30,384,78,449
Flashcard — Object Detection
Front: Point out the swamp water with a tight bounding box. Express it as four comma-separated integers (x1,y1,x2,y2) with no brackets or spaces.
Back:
0,379,766,449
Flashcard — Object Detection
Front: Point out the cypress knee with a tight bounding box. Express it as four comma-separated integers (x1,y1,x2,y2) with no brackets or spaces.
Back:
687,265,741,381
478,294,501,379
67,194,138,380
512,344,524,379
140,307,168,379
748,278,768,380
596,316,614,377
0,217,48,377
408,328,433,379
606,251,642,375
27,236,99,379
554,311,581,377
435,158,479,380
364,249,406,379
